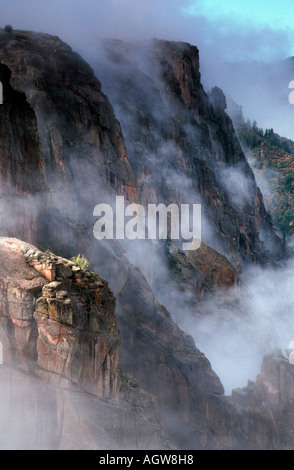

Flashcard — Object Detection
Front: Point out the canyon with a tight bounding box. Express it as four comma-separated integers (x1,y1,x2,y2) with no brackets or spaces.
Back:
0,27,293,449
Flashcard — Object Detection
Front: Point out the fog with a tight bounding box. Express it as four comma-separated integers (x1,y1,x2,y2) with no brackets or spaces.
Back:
170,259,294,394
1,0,294,139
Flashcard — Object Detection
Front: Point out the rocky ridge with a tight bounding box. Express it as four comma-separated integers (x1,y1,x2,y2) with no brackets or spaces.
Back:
0,237,168,450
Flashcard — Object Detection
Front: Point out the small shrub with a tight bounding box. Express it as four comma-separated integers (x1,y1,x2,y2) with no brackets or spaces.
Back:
70,254,89,271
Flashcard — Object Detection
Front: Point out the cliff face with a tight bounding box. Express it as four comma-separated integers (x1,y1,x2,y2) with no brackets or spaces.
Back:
0,237,167,450
0,62,46,244
116,263,225,449
0,30,137,229
229,354,294,449
98,39,283,265
0,29,290,450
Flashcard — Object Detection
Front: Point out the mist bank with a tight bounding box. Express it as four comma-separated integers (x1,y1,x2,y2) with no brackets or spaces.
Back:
170,257,294,394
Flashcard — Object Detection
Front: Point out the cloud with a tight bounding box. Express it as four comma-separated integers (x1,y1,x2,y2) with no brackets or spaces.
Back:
1,0,293,143
0,0,291,61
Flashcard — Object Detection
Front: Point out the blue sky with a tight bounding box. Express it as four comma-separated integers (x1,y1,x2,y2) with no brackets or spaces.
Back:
181,0,294,61
184,0,293,31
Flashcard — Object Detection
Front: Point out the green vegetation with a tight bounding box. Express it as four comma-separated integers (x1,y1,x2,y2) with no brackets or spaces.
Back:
70,254,90,270
237,121,294,242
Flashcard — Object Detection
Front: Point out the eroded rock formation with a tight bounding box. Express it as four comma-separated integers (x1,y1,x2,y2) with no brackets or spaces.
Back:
0,238,168,450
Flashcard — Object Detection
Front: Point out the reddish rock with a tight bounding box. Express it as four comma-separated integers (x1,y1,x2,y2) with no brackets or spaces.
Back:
0,237,169,449
0,237,120,399
188,242,237,289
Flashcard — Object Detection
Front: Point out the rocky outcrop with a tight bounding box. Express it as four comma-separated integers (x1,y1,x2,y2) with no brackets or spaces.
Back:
228,354,294,449
0,238,119,398
0,238,168,450
188,242,237,289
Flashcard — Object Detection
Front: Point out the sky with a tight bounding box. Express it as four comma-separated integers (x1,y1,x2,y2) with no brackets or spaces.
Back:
186,0,294,60
1,0,294,136
185,0,294,32
1,0,294,60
